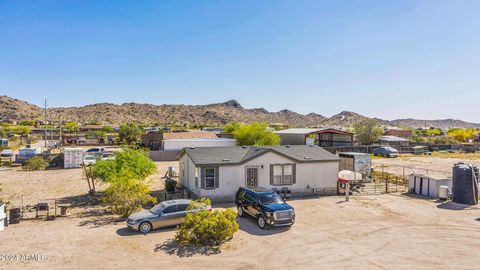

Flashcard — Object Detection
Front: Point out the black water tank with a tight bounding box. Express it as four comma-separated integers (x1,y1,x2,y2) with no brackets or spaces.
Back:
9,208,21,224
452,163,479,205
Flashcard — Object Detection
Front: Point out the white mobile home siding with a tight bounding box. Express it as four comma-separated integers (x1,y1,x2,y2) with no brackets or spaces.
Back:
180,152,338,202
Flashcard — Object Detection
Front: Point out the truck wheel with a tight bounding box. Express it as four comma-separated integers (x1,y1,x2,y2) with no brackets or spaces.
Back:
237,205,245,217
257,216,266,229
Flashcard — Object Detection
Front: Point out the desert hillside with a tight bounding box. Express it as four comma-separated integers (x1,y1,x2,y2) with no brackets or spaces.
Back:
1,95,479,128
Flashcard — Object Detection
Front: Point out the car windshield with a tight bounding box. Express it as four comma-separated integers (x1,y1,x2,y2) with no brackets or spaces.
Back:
259,193,283,205
149,203,166,214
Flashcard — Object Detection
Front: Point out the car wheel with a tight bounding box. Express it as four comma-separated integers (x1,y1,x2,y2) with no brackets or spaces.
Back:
237,205,245,217
257,215,266,229
139,221,152,234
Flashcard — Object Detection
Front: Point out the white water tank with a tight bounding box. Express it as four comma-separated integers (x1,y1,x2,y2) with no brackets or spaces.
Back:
439,186,449,200
0,203,6,232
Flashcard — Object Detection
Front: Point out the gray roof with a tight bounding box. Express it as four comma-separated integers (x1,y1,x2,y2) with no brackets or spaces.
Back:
274,128,323,134
178,145,340,166
379,135,410,142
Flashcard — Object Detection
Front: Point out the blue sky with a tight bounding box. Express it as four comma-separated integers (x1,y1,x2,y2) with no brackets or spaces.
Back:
1,0,479,122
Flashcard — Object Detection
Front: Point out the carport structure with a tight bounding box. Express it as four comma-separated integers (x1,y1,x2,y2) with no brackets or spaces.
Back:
275,128,353,147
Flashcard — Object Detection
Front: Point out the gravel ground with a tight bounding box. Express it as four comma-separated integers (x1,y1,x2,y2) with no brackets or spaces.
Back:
1,161,480,269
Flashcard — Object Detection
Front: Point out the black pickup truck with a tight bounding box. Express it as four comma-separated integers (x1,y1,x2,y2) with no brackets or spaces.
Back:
235,187,295,229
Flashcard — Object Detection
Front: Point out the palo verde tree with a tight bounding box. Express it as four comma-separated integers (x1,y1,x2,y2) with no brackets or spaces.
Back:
65,121,79,133
354,119,384,145
118,123,143,145
93,147,157,217
447,128,476,142
229,122,280,146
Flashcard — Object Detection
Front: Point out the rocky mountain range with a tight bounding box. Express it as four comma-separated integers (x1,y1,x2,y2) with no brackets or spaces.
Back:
1,95,479,129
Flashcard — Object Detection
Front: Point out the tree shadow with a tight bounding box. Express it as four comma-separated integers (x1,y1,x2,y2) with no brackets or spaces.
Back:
77,208,124,228
154,239,221,257
237,217,290,236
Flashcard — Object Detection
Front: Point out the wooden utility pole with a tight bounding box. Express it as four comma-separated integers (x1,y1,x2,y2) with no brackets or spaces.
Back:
44,99,48,147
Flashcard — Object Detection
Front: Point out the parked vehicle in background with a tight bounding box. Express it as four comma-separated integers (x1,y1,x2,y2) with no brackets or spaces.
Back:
0,149,14,158
101,152,115,161
83,155,96,166
86,147,104,153
373,147,399,158
126,199,211,233
235,187,295,229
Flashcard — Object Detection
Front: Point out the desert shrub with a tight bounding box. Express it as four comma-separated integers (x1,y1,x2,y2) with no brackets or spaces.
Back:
175,199,239,246
22,156,48,170
103,173,156,217
165,178,177,192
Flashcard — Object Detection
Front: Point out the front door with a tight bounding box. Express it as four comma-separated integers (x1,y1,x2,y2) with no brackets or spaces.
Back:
246,167,258,187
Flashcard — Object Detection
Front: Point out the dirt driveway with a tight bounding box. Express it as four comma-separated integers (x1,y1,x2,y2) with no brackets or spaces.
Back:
1,194,480,270
1,161,480,269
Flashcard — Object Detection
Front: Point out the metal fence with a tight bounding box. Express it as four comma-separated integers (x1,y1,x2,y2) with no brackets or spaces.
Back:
357,163,452,195
324,143,480,155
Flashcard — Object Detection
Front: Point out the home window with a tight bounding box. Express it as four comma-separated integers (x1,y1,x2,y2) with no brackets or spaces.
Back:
273,165,283,185
272,164,295,186
205,168,216,189
283,164,293,185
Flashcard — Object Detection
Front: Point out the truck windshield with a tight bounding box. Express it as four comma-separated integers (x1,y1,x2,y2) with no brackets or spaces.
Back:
259,193,283,205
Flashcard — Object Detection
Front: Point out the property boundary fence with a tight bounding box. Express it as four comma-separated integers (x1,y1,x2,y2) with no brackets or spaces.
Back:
324,143,480,155
357,163,451,195
149,150,179,161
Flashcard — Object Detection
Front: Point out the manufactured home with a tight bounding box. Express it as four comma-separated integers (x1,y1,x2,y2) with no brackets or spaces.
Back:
178,145,340,202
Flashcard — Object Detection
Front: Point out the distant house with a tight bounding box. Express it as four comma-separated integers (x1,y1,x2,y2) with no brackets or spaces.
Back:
0,119,17,125
384,128,412,138
379,135,410,146
274,128,353,147
178,145,340,202
140,131,218,151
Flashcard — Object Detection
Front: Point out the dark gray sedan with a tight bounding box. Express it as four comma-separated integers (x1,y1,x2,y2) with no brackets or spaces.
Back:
126,199,210,233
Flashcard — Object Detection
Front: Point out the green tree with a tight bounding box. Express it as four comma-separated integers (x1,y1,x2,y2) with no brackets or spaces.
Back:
93,148,156,183
175,198,239,246
354,119,384,145
0,127,7,138
93,148,157,217
65,122,79,133
103,173,156,217
448,128,476,142
233,122,280,146
11,126,30,136
19,120,35,126
101,125,114,133
118,123,143,145
224,122,242,134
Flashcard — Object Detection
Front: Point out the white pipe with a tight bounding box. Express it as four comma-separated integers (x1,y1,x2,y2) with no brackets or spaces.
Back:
471,166,478,205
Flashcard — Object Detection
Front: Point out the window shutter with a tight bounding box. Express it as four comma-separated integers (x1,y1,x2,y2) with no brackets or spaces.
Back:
200,167,205,189
292,163,296,184
270,165,274,185
215,167,219,189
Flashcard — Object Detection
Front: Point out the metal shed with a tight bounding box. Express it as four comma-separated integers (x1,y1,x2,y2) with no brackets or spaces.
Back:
408,174,451,198
64,148,85,168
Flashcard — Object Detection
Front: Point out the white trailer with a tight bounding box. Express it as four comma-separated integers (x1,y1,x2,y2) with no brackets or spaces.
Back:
0,203,5,232
162,138,237,151
408,174,452,198
64,148,85,168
